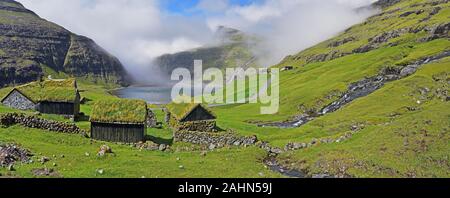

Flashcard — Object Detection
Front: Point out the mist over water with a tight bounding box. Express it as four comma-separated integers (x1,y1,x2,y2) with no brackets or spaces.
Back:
18,0,377,85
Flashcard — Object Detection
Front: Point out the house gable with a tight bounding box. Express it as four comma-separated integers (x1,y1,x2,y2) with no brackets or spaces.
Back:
1,89,36,110
181,105,216,122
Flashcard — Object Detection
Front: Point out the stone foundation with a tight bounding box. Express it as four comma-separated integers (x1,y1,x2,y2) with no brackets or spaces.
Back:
0,113,86,135
174,130,258,148
174,120,217,132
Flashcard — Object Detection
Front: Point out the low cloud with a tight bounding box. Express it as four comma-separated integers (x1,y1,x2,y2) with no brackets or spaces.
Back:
207,0,378,66
18,0,212,83
18,0,377,83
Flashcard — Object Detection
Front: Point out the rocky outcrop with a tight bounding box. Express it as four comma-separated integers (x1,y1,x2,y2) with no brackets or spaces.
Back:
0,113,87,135
372,0,401,8
420,22,450,42
328,37,356,48
353,28,409,53
0,0,129,87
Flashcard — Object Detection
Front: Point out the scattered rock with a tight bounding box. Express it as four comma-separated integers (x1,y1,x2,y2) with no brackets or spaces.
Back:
97,145,113,157
32,168,60,177
39,156,50,164
270,148,283,154
96,169,104,175
400,11,415,17
0,144,33,168
159,144,167,151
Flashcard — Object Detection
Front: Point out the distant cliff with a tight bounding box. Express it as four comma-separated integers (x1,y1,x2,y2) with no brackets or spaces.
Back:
0,0,130,87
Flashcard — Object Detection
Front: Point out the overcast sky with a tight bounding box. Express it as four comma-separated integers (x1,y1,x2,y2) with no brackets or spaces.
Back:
18,0,377,80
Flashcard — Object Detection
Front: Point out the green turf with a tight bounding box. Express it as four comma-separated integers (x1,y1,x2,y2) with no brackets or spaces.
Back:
90,99,148,124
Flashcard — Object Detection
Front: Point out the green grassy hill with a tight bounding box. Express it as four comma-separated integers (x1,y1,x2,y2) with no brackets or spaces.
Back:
212,0,449,177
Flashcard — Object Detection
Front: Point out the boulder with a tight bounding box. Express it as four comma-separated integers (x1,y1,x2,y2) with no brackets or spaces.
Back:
97,145,113,156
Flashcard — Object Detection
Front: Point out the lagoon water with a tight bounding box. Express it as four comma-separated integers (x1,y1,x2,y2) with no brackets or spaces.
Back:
112,85,173,104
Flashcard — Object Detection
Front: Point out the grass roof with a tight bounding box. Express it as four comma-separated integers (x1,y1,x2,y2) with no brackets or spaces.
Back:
2,78,78,103
166,102,216,121
90,99,148,124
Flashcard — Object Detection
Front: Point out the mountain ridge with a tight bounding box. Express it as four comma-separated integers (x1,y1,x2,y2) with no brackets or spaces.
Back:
0,0,130,87
154,26,259,75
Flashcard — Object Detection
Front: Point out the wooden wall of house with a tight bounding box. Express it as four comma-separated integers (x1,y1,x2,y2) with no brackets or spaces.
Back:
37,102,77,116
182,106,216,122
74,91,81,116
91,122,145,143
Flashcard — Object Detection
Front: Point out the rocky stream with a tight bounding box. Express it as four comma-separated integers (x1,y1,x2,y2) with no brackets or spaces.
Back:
259,51,450,128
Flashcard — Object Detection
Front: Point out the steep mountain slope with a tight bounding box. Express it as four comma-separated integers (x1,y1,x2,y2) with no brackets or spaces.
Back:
269,0,450,119
155,26,258,75
213,0,449,177
0,0,129,87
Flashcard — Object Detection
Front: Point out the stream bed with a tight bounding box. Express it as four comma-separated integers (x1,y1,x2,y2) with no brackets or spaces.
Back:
259,51,450,128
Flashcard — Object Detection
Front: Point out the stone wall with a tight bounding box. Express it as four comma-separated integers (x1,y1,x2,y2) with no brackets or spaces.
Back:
1,90,36,110
146,110,158,128
0,113,86,135
174,130,258,149
175,120,217,132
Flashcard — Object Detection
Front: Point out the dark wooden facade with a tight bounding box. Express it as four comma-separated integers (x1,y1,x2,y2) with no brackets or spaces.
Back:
181,105,216,122
36,101,80,116
91,122,146,143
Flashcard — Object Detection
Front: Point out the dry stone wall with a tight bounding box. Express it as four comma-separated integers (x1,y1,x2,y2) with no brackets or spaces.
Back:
0,113,86,135
175,120,217,132
174,130,258,149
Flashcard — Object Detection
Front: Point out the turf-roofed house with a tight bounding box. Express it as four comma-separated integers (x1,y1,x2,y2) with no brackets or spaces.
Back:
1,78,80,116
90,99,148,143
165,102,217,132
